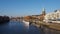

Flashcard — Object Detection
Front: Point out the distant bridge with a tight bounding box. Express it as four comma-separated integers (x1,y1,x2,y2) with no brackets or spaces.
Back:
10,18,23,21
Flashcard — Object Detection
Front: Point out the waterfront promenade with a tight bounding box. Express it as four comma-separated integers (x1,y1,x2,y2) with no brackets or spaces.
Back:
30,21,60,31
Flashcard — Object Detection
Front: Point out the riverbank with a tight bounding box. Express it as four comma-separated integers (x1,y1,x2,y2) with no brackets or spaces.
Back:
30,21,60,31
40,22,60,31
0,16,10,24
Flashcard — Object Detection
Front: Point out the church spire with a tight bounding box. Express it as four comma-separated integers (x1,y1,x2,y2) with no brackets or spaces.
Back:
42,8,46,15
42,8,45,11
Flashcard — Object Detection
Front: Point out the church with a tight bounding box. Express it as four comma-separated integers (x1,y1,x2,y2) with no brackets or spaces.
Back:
36,8,46,21
23,8,46,21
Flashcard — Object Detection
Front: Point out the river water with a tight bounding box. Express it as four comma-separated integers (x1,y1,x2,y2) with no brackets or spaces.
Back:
0,21,60,34
0,21,41,34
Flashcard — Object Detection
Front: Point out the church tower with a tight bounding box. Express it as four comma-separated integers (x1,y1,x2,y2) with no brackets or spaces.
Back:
42,8,46,15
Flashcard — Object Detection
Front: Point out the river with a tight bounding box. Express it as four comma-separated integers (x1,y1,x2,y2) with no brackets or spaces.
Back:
0,21,41,34
0,21,60,34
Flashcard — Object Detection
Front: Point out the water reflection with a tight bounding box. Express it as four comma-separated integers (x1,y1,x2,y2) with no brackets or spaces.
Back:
0,21,41,34
0,21,29,34
0,21,60,34
40,26,60,34
29,25,40,34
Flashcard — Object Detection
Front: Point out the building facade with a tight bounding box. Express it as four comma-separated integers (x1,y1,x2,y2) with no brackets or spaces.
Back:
44,10,60,21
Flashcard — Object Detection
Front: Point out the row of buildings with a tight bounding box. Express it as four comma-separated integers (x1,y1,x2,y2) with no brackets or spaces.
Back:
44,10,60,23
23,8,60,23
23,8,46,22
44,10,60,20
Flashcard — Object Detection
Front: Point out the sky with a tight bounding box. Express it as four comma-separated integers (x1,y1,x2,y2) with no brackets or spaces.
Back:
0,0,60,17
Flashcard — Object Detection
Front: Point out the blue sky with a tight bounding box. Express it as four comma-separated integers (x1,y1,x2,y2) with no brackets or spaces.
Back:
0,0,60,17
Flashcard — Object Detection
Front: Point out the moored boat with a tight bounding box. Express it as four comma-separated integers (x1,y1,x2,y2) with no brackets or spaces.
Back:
23,20,29,28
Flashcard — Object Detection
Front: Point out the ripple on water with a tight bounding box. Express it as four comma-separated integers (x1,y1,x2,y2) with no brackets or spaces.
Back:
0,21,29,34
0,21,41,34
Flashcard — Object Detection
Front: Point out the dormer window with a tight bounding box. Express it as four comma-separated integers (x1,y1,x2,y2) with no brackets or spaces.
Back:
54,10,57,12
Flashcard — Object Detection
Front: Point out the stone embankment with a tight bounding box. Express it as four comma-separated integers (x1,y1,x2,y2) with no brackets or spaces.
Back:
30,21,60,31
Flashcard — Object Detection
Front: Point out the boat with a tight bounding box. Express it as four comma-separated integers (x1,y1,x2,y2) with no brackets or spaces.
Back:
23,20,29,28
